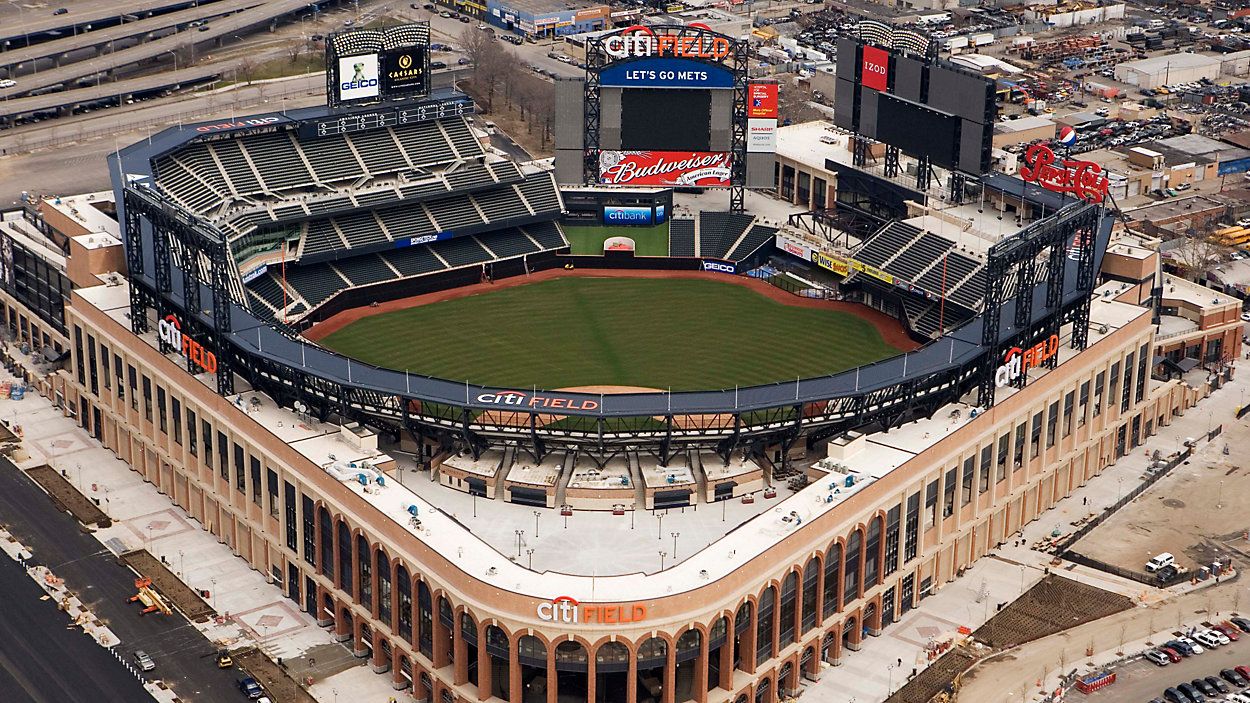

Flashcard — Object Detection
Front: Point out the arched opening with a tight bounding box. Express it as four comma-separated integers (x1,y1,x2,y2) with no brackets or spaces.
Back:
756,586,776,664
461,612,479,686
517,635,548,703
675,629,701,702
801,646,815,676
707,617,728,692
822,542,841,618
485,625,510,700
417,580,433,658
821,632,837,665
398,654,413,690
733,601,753,674
637,637,667,703
779,661,794,696
842,529,862,608
554,640,588,700
320,592,335,628
317,507,333,579
842,616,859,652
755,676,773,703
421,672,433,699
865,516,883,589
801,557,819,634
375,547,392,627
355,534,371,606
863,602,877,640
779,572,798,646
735,696,748,703
358,622,373,659
340,609,355,645
595,641,629,703
377,637,392,673
335,521,352,591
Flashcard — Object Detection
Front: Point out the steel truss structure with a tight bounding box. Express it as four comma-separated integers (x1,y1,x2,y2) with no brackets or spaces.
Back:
582,25,750,213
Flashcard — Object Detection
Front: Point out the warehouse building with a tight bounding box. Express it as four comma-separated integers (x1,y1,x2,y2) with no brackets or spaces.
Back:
1113,53,1222,89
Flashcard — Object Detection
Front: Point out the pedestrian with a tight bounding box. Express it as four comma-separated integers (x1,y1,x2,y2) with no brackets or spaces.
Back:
897,657,902,668
1082,496,1087,506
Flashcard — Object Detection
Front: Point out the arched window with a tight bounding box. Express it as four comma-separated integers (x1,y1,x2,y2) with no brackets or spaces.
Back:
822,542,841,618
375,547,392,626
638,637,667,669
756,586,775,663
355,534,372,606
802,557,819,633
336,521,351,591
779,572,798,645
417,580,433,657
842,529,862,607
864,516,883,589
396,565,412,641
318,507,333,578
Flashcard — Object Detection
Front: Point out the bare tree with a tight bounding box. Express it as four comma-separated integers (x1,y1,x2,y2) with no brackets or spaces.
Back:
1170,229,1230,281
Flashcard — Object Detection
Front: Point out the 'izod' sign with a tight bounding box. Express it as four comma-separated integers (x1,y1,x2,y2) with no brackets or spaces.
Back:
994,334,1060,387
536,596,647,624
157,314,218,375
861,45,889,92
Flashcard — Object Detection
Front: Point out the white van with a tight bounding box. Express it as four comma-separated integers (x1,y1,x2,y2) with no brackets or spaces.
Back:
1145,552,1175,572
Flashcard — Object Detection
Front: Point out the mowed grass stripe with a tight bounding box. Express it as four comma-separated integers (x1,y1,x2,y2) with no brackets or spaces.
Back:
318,277,904,391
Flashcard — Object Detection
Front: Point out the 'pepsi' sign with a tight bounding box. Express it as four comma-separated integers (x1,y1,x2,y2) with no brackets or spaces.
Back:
603,206,653,225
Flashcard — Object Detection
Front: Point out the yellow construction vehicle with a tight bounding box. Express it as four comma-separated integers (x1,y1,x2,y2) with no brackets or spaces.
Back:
127,577,172,616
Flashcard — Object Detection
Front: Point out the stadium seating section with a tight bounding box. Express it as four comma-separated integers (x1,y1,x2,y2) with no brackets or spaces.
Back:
151,114,569,322
665,216,775,262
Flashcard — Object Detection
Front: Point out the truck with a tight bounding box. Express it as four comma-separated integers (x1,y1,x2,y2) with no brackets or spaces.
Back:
1146,552,1176,572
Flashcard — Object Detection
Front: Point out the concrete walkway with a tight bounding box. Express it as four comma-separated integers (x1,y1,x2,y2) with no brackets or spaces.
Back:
0,355,401,702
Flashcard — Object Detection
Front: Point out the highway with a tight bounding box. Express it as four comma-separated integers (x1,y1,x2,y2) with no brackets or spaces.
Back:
0,456,241,701
0,64,226,124
0,0,330,99
0,0,225,48
0,556,153,703
1,0,265,75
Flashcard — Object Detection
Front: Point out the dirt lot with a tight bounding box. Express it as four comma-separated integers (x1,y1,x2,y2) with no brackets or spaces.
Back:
886,649,977,703
1075,417,1250,574
121,549,215,623
235,648,318,703
28,465,110,527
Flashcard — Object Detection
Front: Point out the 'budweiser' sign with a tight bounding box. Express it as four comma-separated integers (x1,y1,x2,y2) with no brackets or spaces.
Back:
598,151,732,187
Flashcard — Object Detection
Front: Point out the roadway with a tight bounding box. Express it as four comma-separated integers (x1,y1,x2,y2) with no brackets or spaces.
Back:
0,456,240,702
0,556,155,703
0,0,227,49
1,0,265,75
0,0,329,99
0,64,226,124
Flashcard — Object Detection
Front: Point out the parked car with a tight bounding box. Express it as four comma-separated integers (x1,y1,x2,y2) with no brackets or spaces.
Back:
1192,678,1218,697
1177,636,1205,654
1164,687,1187,703
238,677,264,699
1146,553,1176,572
1164,639,1194,656
1203,676,1228,694
1145,649,1172,666
1235,664,1250,681
1214,623,1240,641
215,649,233,668
133,650,156,671
1232,617,1250,632
1178,682,1207,703
430,60,447,70
1192,630,1222,648
1158,646,1183,662
0,79,16,89
53,7,68,15
1220,669,1248,687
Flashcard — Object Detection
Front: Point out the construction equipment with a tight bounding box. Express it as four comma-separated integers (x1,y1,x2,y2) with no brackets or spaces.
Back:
127,577,172,616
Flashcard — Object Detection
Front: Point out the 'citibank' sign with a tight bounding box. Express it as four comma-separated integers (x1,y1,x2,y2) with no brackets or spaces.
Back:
536,596,648,624
157,314,218,375
994,334,1060,387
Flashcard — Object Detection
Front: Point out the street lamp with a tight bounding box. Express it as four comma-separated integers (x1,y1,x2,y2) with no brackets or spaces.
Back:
514,529,524,556
532,510,540,538
659,550,667,570
671,531,680,559
526,548,534,569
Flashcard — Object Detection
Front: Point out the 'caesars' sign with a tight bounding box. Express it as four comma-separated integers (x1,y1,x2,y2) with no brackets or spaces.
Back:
157,314,218,375
537,596,648,624
994,334,1060,387
601,24,732,62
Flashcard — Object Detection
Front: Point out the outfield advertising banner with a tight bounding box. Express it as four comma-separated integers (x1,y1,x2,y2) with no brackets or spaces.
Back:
338,54,380,102
776,233,812,262
598,151,732,187
747,83,778,118
747,118,777,153
381,47,428,97
701,260,737,274
598,58,735,89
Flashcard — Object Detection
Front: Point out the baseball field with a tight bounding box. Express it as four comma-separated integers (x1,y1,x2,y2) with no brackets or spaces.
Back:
314,273,910,391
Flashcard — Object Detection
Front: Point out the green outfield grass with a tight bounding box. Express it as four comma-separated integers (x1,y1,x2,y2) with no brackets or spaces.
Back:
318,277,904,391
564,223,671,257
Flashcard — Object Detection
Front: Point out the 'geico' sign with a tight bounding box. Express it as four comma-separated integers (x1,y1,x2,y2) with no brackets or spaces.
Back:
701,260,736,274
536,596,647,624
994,334,1060,387
157,314,218,375
602,25,731,61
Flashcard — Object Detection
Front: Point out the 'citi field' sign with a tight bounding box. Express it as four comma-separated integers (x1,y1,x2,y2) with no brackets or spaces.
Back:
536,596,647,625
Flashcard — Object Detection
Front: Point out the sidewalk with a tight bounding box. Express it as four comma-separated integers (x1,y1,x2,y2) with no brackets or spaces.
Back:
802,373,1247,703
0,359,402,702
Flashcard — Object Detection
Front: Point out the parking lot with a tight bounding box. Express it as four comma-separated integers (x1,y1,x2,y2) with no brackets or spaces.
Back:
1087,628,1250,702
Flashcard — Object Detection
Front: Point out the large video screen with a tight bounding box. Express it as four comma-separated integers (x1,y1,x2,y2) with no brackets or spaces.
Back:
620,88,711,152
876,94,958,170
326,23,431,108
380,46,429,99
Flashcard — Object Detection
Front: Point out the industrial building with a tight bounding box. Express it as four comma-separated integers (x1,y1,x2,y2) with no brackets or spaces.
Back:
1113,53,1223,89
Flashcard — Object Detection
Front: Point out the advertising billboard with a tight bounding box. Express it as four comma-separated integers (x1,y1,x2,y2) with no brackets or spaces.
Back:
602,205,654,225
599,151,732,187
747,83,778,118
381,47,429,98
337,54,380,103
861,45,889,92
747,118,776,153
599,58,734,89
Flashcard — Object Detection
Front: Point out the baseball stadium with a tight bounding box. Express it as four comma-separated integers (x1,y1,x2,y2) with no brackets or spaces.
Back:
0,19,1233,703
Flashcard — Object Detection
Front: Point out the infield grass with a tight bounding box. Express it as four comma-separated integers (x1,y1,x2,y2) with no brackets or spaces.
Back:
565,223,671,257
318,277,904,391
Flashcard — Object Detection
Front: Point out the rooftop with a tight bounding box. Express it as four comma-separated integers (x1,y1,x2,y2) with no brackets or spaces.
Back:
1118,52,1222,73
41,191,120,240
994,115,1055,134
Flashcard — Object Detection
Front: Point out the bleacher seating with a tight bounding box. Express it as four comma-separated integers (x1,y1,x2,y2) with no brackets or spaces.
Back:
154,158,223,212
425,196,486,232
393,121,456,166
521,221,567,250
354,189,401,208
441,118,483,158
698,212,754,259
472,186,531,222
727,225,777,262
300,134,364,182
430,235,490,267
380,244,446,277
445,163,495,192
854,222,922,267
376,205,437,242
248,292,277,322
478,227,540,258
915,251,980,299
243,132,315,191
669,219,696,257
302,220,346,258
333,254,399,288
210,140,262,194
399,180,451,200
516,174,562,213
248,273,289,311
948,270,985,310
349,128,409,174
305,195,356,216
334,211,390,248
887,233,953,281
281,263,350,308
